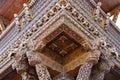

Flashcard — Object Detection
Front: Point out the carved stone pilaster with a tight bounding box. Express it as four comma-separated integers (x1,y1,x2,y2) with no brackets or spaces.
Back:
35,63,52,80
76,63,93,80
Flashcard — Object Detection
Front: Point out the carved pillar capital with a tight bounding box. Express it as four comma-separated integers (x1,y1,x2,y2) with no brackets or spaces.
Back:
26,51,41,66
87,50,101,64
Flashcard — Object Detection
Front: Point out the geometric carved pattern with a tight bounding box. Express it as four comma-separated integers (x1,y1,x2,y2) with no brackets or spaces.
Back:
47,34,79,56
45,24,82,56
76,63,93,80
35,64,52,80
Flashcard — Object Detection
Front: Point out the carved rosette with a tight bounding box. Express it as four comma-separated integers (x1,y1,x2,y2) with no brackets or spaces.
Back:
76,63,93,80
35,64,52,80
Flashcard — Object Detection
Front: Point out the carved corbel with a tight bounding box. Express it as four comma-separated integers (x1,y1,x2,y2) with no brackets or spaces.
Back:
81,40,93,51
87,50,101,65
35,40,47,51
26,50,41,66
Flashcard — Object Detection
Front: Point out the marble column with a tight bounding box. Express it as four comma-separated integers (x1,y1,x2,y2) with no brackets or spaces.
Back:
76,63,93,80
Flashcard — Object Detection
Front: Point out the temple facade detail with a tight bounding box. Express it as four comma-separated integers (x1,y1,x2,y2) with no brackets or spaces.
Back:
0,0,120,80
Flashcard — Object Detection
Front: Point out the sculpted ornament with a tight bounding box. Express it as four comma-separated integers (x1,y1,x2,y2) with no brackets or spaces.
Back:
23,3,32,22
35,64,52,80
76,63,93,80
93,2,102,21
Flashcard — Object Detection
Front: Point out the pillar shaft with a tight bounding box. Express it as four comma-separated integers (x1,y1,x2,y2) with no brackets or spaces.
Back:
76,63,93,80
35,63,52,80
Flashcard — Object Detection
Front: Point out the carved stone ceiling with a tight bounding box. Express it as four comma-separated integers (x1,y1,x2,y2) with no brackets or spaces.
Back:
44,24,82,56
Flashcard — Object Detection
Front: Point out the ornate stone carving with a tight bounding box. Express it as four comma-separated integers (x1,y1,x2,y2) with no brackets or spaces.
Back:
76,63,93,80
87,50,101,64
11,51,28,74
14,14,20,31
93,2,102,21
102,13,110,30
35,63,52,80
26,50,41,66
23,3,32,22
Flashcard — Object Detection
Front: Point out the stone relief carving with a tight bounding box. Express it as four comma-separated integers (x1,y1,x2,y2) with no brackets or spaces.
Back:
35,63,52,80
76,63,93,80
23,3,32,22
0,0,120,80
